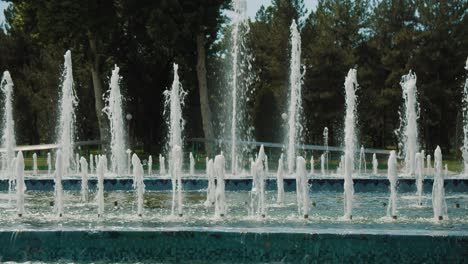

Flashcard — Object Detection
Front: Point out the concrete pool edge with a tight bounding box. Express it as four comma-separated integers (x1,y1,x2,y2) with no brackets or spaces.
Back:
0,228,467,263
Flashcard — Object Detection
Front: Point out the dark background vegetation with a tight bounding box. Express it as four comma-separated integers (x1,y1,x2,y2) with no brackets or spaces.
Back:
0,0,466,157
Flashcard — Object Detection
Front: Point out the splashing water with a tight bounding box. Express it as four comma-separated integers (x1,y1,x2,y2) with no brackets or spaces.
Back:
96,155,106,217
276,153,285,205
415,152,424,205
132,154,145,216
432,146,446,221
250,145,266,217
1,71,16,198
15,151,25,217
226,0,254,174
32,153,37,176
148,155,152,175
323,127,329,171
286,20,304,175
56,50,78,175
397,71,419,175
170,145,183,216
54,150,64,217
320,154,325,175
343,69,358,220
159,154,166,175
387,151,398,218
358,146,366,174
103,65,127,176
296,156,309,218
426,154,432,176
80,157,88,202
461,58,468,175
214,154,226,217
189,152,195,175
372,153,378,175
204,159,215,207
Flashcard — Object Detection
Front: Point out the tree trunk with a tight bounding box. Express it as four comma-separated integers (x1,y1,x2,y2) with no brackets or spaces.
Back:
196,32,214,155
88,31,108,144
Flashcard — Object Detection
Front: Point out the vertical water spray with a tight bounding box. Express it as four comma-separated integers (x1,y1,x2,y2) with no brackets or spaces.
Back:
56,50,77,175
320,154,325,175
204,159,215,207
310,156,314,174
214,154,226,217
296,156,309,218
148,155,152,176
80,157,88,202
16,151,25,217
276,154,285,205
1,71,16,197
415,152,424,205
343,69,358,220
159,154,166,175
132,154,145,217
358,146,367,174
47,152,52,176
426,154,432,176
372,153,378,175
89,154,94,174
286,20,304,175
32,153,38,176
189,152,195,175
103,65,127,176
432,146,446,221
96,155,106,217
323,127,329,171
461,58,468,175
397,71,419,175
170,145,183,217
227,0,253,174
54,150,64,217
250,145,266,217
75,153,79,175
387,150,398,219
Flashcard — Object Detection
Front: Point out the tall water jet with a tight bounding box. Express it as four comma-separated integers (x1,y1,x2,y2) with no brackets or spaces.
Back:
461,58,468,175
226,0,253,174
214,154,226,217
387,150,398,219
80,157,88,202
1,71,16,194
32,153,37,176
310,156,314,174
432,146,446,221
89,154,94,174
132,154,145,217
126,149,132,174
372,153,378,175
415,152,423,205
250,145,266,218
189,152,195,175
285,20,304,175
16,151,25,217
276,154,285,205
148,155,152,175
159,154,166,175
56,50,77,175
323,127,329,171
343,69,358,220
204,159,215,207
96,155,106,217
164,64,186,177
103,65,127,176
426,154,432,176
170,145,183,217
54,150,64,217
75,153,79,175
296,156,309,219
358,146,366,174
320,154,325,175
47,152,51,176
397,71,419,175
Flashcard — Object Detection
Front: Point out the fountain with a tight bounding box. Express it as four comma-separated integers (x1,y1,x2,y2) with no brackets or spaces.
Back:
103,65,127,176
462,58,468,175
126,149,132,174
204,158,215,207
47,152,51,176
56,50,77,175
189,152,195,175
358,146,366,174
89,154,94,174
397,71,419,175
387,150,398,219
170,145,183,217
276,153,285,205
372,153,378,175
323,127,329,171
250,145,266,217
75,153,79,175
96,155,105,217
95,155,99,174
148,155,152,175
164,63,186,176
32,153,37,176
1,71,16,198
310,155,314,174
285,20,304,175
415,152,424,205
432,146,446,221
426,154,432,176
320,154,325,175
296,156,309,218
226,0,253,174
337,155,344,175
80,157,88,202
214,153,226,217
15,151,24,217
343,69,358,220
54,150,64,217
159,154,166,175
132,154,145,217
